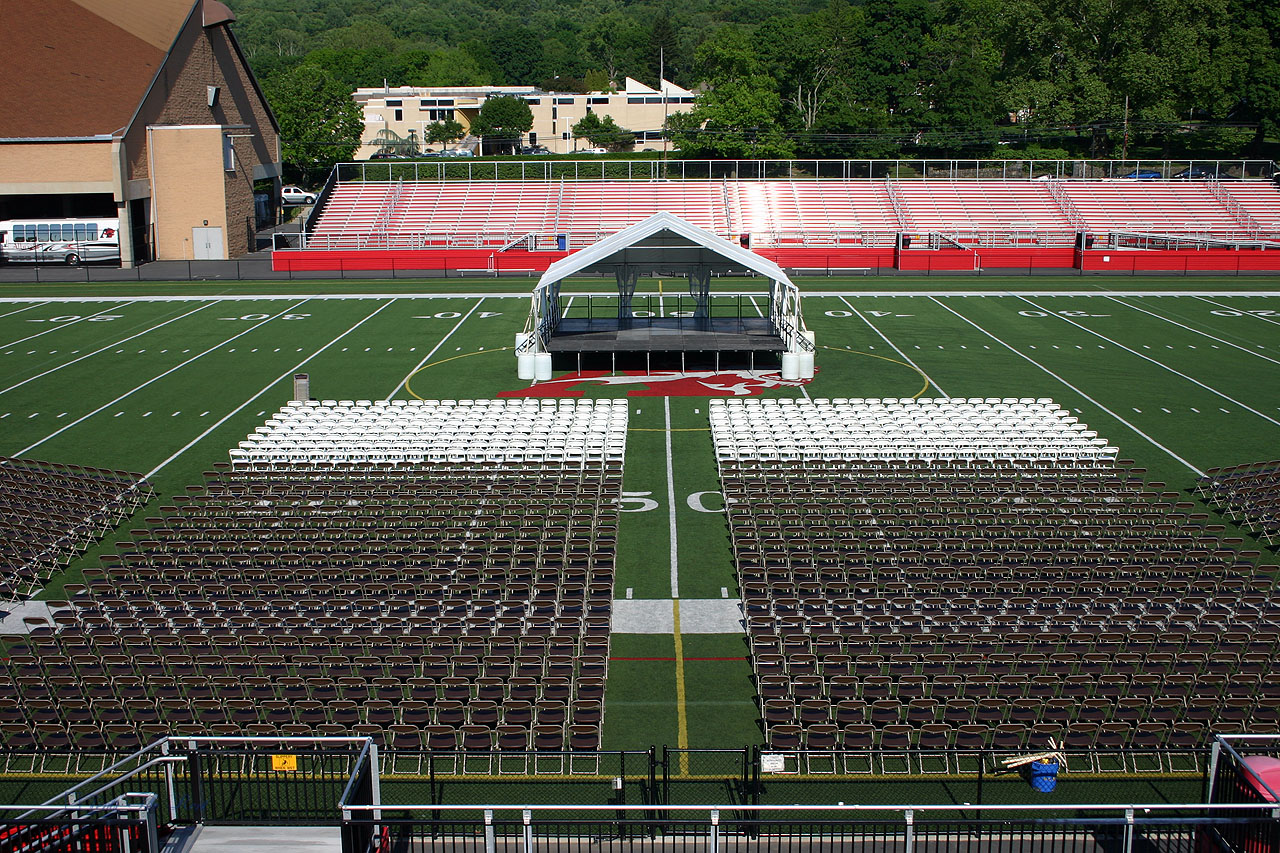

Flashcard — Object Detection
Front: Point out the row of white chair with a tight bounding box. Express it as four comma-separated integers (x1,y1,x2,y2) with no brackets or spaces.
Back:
233,402,629,469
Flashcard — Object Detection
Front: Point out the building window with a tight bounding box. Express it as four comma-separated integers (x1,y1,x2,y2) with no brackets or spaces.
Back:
394,109,403,122
426,109,454,122
589,97,609,105
562,131,570,139
223,135,235,171
524,97,541,105
386,99,402,107
555,97,575,105
420,99,455,108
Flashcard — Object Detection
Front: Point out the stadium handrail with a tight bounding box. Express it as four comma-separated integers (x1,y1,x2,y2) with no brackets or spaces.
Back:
330,158,1279,184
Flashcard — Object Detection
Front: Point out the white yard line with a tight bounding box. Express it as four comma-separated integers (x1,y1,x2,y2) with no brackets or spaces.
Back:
838,295,948,397
1017,294,1280,428
384,298,485,399
145,299,398,480
928,296,1204,476
0,302,47,320
1192,294,1280,328
665,396,680,599
15,299,311,456
0,301,137,350
1102,295,1280,367
0,301,219,396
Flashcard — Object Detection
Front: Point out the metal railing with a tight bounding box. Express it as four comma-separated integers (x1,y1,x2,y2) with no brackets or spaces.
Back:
330,158,1280,184
338,802,1280,853
0,794,160,853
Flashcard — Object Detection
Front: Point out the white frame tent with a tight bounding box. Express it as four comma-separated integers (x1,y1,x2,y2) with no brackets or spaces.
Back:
515,212,814,380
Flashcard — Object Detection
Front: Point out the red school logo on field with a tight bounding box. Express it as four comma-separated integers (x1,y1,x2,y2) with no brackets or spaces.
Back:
498,369,815,398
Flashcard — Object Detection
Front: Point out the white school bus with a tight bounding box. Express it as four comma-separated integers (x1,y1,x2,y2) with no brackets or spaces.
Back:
0,218,121,265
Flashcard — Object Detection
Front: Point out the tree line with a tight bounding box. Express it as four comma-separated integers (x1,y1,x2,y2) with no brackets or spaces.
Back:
240,0,1279,174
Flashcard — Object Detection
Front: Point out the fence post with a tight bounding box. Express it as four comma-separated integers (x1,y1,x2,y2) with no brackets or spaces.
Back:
189,746,206,823
143,795,160,853
1206,739,1222,803
977,750,985,807
484,809,495,853
521,808,532,853
1123,807,1135,853
710,808,720,853
904,808,914,853
750,746,761,807
369,741,381,823
161,740,178,823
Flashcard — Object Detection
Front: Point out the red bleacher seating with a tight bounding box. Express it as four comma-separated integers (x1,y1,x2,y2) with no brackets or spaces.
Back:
305,178,1278,251
1061,181,1247,237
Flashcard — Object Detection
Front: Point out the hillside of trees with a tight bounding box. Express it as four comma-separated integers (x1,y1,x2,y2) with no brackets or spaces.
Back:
232,0,1280,160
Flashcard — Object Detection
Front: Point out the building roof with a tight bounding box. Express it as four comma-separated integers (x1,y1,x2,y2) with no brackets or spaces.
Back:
623,77,694,98
0,0,198,139
535,211,795,292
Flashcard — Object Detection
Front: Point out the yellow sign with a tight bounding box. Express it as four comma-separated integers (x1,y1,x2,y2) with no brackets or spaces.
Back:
271,754,298,772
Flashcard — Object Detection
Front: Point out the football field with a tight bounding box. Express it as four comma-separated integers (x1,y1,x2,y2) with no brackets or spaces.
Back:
1,276,1278,752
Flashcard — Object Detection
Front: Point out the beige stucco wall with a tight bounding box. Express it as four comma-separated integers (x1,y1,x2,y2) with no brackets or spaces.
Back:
149,125,227,259
0,141,116,195
357,90,695,157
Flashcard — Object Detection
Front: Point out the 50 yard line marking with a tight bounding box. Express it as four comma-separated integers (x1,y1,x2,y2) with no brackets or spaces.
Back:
0,301,218,396
838,295,948,397
1018,295,1280,428
664,396,679,598
15,299,311,456
146,299,398,479
928,297,1203,475
0,301,137,350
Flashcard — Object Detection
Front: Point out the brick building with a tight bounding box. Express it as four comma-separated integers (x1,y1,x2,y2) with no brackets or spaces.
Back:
0,0,280,264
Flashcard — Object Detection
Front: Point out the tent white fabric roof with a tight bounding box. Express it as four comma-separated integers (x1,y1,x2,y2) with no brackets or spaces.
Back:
534,211,795,292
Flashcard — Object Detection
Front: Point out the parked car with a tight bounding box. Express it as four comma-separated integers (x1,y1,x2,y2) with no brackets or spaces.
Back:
441,148,474,157
1119,170,1162,180
1172,165,1238,180
581,147,609,154
281,185,317,204
519,145,551,155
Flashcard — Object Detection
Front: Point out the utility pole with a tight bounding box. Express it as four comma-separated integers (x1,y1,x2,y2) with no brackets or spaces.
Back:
661,46,669,163
1121,95,1129,162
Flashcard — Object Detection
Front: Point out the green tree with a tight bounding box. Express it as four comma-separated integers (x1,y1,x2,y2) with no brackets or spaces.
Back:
583,69,612,93
425,118,466,148
471,95,534,153
572,113,634,149
671,27,795,158
265,63,364,185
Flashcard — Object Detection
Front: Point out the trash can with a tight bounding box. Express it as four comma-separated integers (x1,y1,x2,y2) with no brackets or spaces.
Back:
1029,759,1059,793
556,234,567,251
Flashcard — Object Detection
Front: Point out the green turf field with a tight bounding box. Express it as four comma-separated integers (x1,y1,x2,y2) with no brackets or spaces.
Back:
2,277,1278,755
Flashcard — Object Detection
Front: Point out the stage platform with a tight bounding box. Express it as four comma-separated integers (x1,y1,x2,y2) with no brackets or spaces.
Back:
547,317,785,352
